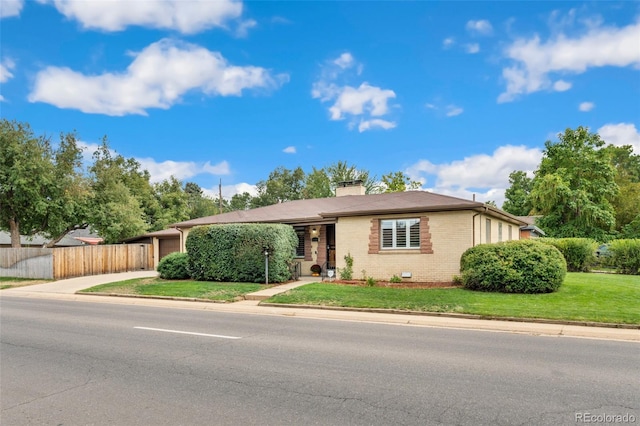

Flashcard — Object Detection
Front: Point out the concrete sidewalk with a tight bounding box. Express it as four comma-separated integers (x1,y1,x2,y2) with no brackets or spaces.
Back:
1,270,159,295
1,272,638,343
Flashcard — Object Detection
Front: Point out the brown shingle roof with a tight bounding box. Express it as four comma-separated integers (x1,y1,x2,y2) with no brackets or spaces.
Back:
173,191,526,228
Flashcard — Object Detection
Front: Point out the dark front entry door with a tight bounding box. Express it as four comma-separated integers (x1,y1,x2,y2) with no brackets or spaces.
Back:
326,224,336,269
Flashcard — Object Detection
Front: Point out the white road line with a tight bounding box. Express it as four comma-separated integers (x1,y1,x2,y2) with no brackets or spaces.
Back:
134,326,242,339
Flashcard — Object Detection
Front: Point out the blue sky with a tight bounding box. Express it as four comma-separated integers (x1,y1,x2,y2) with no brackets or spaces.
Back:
1,1,639,206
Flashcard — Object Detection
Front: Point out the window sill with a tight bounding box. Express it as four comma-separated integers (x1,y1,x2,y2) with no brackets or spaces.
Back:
379,249,421,254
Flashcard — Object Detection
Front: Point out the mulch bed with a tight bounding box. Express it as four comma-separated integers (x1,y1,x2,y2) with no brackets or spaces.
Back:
324,280,460,289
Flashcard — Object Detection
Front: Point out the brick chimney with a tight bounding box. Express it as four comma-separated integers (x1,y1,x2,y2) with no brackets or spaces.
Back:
335,180,366,197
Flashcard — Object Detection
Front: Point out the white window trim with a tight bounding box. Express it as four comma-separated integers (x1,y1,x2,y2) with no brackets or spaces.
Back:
381,218,420,250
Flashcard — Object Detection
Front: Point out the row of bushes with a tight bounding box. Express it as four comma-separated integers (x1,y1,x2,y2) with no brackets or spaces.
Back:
538,237,640,275
459,237,640,295
158,223,298,283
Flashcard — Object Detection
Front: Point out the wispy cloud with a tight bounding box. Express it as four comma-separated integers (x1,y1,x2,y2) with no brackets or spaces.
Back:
578,101,595,112
283,146,296,154
466,19,493,35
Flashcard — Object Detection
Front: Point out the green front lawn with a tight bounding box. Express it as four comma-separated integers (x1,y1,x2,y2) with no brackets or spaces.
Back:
265,273,640,324
0,277,52,289
81,278,269,302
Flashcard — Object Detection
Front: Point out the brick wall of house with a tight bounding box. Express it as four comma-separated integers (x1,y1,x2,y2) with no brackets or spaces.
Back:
335,211,475,282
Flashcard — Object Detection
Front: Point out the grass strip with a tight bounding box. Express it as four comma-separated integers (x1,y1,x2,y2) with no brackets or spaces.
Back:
81,277,269,302
265,273,640,324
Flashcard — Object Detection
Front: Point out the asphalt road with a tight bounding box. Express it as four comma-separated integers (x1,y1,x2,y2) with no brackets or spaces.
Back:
1,297,638,426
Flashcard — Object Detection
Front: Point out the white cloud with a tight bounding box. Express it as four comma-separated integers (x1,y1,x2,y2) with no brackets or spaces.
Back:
598,123,640,152
29,39,288,116
465,43,480,54
0,58,15,101
235,19,257,38
442,37,455,49
578,101,595,112
283,146,296,154
466,19,493,35
407,145,543,206
358,119,396,132
334,52,355,69
426,101,464,118
0,0,23,18
498,18,640,102
445,105,464,117
552,80,572,91
326,83,396,120
312,53,397,132
39,0,242,34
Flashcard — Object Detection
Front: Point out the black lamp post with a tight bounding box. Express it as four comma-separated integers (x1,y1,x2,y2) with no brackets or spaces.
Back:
263,247,270,285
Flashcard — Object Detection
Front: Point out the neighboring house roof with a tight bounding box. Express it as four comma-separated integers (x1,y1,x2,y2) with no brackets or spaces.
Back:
122,228,181,243
173,191,527,228
516,215,542,225
0,228,103,247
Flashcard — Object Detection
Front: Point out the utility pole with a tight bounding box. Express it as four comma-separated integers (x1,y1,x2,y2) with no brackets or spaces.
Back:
218,179,223,215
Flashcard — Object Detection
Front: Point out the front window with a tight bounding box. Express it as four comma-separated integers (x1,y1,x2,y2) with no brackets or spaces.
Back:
295,227,305,257
381,219,420,249
498,223,503,242
486,219,491,243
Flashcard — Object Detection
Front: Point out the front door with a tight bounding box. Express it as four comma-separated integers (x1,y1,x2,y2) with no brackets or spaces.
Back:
326,224,336,269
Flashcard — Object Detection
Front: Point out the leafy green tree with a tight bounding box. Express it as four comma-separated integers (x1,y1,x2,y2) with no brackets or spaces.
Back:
502,171,533,216
185,182,217,219
153,176,190,230
303,167,333,199
380,171,421,192
529,127,618,240
602,145,640,233
0,119,90,247
89,141,149,242
228,192,253,211
251,166,305,207
325,161,381,194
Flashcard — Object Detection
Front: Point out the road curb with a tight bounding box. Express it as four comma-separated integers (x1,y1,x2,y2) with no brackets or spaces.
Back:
258,302,640,330
75,291,232,304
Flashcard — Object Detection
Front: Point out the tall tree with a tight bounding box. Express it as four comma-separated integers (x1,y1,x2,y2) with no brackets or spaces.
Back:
89,141,149,242
251,166,306,207
185,182,217,218
325,161,381,194
153,176,190,230
228,192,253,211
303,167,333,199
0,119,90,247
602,145,640,234
380,171,421,192
502,170,534,216
529,126,618,240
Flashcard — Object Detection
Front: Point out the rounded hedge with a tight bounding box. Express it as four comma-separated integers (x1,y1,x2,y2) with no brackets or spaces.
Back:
157,252,190,279
460,240,566,293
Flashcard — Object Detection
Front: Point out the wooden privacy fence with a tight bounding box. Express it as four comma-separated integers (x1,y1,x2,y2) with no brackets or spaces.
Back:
0,244,154,280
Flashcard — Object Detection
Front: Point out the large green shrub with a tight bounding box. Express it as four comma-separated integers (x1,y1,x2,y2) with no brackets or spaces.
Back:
608,239,640,275
460,240,566,293
157,252,190,279
538,238,597,272
186,223,298,283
